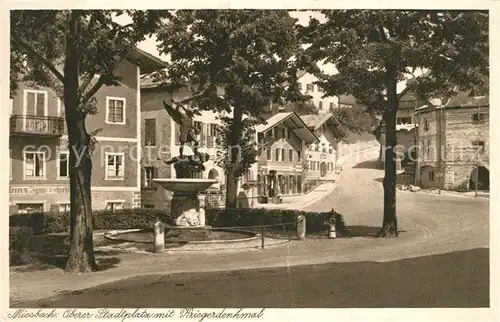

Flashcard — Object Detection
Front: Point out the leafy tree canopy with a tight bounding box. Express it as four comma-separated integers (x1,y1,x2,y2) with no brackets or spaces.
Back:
151,9,307,121
300,10,488,111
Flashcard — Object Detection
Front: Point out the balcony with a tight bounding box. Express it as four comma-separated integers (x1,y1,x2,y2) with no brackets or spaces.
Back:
10,115,65,137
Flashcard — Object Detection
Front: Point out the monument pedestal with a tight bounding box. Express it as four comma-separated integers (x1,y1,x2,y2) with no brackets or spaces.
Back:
169,191,211,241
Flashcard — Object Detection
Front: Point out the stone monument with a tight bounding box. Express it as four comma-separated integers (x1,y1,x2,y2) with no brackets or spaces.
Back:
153,102,218,241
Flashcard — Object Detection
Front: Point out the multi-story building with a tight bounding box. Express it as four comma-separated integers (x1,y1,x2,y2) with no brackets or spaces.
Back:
254,112,318,203
374,88,423,170
9,48,167,214
300,113,345,183
296,71,338,114
140,80,257,208
414,90,489,191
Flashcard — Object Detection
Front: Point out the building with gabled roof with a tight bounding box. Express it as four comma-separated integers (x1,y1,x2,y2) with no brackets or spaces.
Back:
300,113,346,182
414,89,489,192
255,112,318,203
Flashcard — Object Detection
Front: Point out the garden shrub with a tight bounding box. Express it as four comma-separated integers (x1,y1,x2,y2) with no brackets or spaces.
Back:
9,207,346,236
9,226,34,266
93,209,174,230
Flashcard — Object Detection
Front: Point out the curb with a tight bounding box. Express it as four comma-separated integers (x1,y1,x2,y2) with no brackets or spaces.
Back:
399,189,490,199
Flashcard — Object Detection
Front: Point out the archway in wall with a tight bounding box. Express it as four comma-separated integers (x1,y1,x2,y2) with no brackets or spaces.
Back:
208,168,220,189
420,165,438,189
469,166,490,191
208,168,219,181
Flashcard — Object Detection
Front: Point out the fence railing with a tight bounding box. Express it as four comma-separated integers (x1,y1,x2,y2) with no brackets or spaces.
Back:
153,216,310,252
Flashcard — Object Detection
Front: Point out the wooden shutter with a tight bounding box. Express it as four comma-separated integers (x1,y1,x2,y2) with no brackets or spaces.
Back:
36,92,45,116
207,124,213,148
26,92,35,115
201,123,207,147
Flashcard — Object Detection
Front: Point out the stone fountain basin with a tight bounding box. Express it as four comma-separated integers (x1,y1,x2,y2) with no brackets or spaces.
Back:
153,178,218,193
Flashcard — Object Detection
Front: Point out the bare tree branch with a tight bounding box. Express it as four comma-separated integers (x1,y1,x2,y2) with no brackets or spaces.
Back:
445,12,464,22
81,75,109,105
80,73,95,95
11,33,65,83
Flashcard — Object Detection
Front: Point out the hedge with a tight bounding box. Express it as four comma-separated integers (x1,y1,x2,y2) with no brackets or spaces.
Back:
9,207,346,235
9,226,34,266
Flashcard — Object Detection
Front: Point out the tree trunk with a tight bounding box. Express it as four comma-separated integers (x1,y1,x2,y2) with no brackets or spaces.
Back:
64,11,98,272
377,68,399,238
225,106,243,209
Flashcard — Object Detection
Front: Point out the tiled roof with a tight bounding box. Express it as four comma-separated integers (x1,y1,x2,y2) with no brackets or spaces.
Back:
255,112,318,144
296,70,308,79
300,113,332,130
255,113,294,132
445,90,489,108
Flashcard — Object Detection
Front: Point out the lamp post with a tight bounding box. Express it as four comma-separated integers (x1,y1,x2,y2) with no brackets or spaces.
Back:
436,172,444,195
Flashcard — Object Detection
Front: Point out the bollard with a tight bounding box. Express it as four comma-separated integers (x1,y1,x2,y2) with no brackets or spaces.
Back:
154,221,165,253
296,215,306,240
328,215,336,239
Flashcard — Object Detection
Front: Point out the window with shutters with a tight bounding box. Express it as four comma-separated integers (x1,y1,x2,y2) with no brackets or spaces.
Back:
297,150,302,162
105,153,124,180
106,97,126,124
144,118,156,146
24,90,47,116
329,102,334,110
201,123,208,147
275,148,280,161
24,151,46,179
289,149,293,162
144,166,157,189
207,124,217,148
306,84,314,92
281,149,286,162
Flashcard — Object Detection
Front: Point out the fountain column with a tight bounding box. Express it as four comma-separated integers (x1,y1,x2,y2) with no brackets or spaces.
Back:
198,194,207,226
